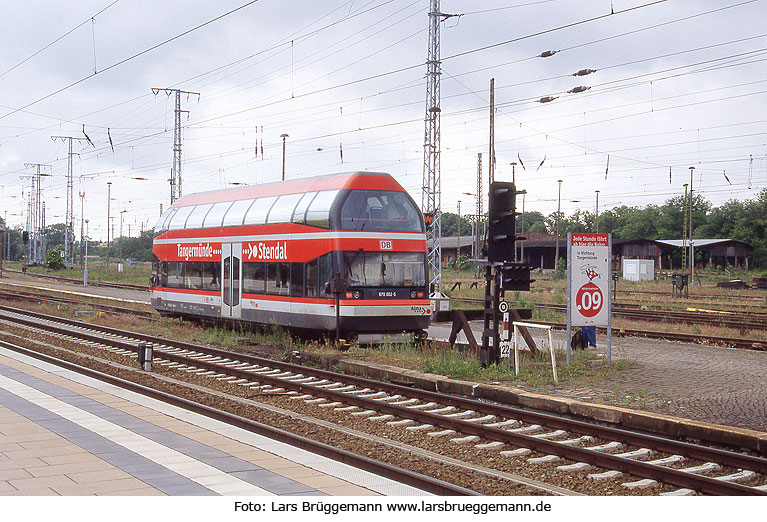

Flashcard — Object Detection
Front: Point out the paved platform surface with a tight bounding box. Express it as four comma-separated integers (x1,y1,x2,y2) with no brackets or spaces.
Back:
0,349,428,496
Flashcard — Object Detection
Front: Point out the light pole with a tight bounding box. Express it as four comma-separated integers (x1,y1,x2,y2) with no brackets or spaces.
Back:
83,219,89,287
520,192,526,263
555,179,562,270
682,183,688,273
688,166,695,287
119,209,127,262
281,133,289,180
595,190,600,233
106,182,112,271
456,200,461,266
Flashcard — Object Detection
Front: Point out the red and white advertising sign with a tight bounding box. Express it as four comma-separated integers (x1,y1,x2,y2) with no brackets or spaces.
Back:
569,233,610,327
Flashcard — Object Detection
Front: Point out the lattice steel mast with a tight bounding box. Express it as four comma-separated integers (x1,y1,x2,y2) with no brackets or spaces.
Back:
51,135,88,267
422,0,455,298
152,88,199,204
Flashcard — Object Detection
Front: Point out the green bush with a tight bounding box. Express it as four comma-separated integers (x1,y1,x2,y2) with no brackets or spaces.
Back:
44,249,65,270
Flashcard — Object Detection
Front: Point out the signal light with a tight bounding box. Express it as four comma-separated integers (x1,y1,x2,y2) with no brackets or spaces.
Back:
488,181,518,263
501,262,535,292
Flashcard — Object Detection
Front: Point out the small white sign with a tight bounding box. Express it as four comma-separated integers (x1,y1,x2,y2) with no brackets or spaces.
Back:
499,340,511,358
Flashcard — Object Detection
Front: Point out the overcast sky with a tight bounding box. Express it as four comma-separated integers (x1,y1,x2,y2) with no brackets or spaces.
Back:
1,0,766,240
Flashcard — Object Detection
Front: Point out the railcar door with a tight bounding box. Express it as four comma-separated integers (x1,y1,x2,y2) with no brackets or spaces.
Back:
221,243,242,319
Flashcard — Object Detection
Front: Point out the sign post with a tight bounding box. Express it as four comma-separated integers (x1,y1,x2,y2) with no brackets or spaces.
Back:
567,233,612,364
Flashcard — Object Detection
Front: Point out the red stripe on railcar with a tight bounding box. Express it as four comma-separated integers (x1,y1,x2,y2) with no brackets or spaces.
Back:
154,237,426,263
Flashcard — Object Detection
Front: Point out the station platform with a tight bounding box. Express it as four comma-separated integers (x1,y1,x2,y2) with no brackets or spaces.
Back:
0,349,429,496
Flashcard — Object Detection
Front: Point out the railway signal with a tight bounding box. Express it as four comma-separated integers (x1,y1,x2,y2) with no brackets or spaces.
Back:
479,182,536,365
488,181,517,263
500,262,534,292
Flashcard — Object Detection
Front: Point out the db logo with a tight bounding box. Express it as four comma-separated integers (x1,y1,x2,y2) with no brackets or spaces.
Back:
380,240,393,250
575,282,603,318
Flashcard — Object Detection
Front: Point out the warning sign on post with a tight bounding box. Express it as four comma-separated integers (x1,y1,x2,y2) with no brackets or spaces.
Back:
569,233,610,327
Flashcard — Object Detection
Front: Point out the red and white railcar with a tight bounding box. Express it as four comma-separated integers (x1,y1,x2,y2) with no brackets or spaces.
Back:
150,171,430,339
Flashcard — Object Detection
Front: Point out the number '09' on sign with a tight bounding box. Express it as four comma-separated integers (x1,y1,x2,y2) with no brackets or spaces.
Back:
575,282,602,318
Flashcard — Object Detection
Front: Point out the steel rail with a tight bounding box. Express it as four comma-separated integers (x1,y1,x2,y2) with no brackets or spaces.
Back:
2,268,147,291
0,289,156,318
1,305,765,495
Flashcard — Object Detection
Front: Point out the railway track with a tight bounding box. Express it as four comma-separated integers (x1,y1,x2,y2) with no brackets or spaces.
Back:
537,303,767,331
0,288,156,318
2,268,147,291
451,297,767,350
1,303,766,496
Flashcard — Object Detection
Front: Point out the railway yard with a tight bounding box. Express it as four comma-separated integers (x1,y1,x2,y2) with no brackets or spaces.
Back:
1,269,767,497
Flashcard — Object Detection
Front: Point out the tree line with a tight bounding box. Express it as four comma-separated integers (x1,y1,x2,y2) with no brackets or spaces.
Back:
0,222,155,265
3,189,766,267
441,189,767,268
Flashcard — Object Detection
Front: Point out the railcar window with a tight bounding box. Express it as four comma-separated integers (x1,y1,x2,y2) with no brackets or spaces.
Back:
343,251,426,287
201,262,221,291
290,263,304,297
166,261,185,288
305,190,339,229
267,194,303,224
185,204,213,230
305,254,333,297
156,208,177,232
160,261,168,287
305,258,318,297
319,253,333,295
243,196,278,225
242,262,266,294
221,199,253,227
340,190,423,232
266,262,290,295
291,192,317,223
204,202,234,228
185,262,203,289
167,206,195,230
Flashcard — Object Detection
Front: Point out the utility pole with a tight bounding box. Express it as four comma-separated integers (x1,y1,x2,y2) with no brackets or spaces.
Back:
489,78,495,185
151,88,200,204
51,135,88,268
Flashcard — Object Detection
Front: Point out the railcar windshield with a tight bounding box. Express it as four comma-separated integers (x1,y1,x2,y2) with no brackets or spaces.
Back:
340,190,423,232
343,251,426,287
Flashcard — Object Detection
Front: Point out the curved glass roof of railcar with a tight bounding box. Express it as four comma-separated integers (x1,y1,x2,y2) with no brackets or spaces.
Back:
153,172,424,233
